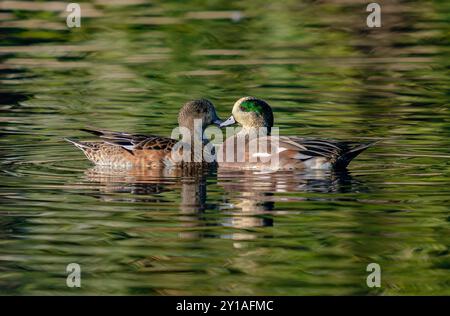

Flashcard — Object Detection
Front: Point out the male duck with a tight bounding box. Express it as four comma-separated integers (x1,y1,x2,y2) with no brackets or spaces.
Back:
66,99,222,168
218,96,376,171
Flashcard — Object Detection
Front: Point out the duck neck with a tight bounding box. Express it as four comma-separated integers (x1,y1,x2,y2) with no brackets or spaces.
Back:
238,125,271,138
178,121,208,145
191,127,208,146
177,123,209,163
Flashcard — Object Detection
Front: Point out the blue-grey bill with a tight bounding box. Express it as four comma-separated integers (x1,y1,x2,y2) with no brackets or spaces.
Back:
219,116,236,128
213,118,223,126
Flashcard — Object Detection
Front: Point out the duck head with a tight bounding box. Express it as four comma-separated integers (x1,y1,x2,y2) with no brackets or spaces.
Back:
178,99,222,131
220,96,274,135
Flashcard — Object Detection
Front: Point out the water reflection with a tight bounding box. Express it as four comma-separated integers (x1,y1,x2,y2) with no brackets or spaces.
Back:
81,166,210,210
1,0,449,295
79,166,366,240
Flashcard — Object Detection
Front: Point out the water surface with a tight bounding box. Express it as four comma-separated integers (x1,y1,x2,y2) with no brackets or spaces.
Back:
0,0,449,295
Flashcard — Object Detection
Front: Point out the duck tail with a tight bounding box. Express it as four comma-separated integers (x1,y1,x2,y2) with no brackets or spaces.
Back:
338,140,380,168
64,138,91,151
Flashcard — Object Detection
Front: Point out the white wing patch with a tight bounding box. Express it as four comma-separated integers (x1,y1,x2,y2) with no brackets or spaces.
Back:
252,146,287,158
252,152,271,158
303,158,331,170
293,153,313,160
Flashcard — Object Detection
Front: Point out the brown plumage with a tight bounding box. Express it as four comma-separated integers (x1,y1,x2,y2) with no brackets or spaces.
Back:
66,99,222,168
218,97,377,171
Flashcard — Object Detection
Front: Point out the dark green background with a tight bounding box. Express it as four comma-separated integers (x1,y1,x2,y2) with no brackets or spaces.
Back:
0,0,449,295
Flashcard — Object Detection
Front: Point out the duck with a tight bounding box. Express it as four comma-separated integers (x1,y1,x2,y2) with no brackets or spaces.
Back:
217,96,376,171
66,99,222,168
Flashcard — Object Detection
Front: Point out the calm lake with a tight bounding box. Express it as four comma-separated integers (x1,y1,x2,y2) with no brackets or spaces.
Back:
0,0,449,295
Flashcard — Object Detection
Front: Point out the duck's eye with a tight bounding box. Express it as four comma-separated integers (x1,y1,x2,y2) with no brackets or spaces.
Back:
240,100,263,114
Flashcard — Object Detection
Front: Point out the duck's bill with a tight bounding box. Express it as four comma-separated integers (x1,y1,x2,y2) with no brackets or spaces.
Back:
219,115,236,128
212,118,224,126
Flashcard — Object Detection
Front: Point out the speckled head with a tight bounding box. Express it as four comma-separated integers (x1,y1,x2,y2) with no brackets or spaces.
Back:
178,99,222,130
220,97,274,133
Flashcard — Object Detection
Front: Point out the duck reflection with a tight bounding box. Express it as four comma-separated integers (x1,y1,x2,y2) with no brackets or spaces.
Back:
82,165,210,213
216,169,356,241
80,165,213,240
79,165,362,241
218,169,355,193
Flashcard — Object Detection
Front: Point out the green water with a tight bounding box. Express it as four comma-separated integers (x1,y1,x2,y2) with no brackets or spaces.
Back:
0,0,449,295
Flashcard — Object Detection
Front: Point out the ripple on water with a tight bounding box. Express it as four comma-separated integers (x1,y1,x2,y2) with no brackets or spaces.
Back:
0,0,449,295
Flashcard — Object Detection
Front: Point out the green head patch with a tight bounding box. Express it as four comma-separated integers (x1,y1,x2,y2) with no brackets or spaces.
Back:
239,100,263,114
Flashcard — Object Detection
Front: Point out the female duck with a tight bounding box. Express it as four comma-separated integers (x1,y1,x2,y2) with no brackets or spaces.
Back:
66,99,222,168
218,96,376,170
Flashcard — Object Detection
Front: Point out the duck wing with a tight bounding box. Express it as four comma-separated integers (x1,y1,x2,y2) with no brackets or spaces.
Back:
277,137,376,169
80,128,178,152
